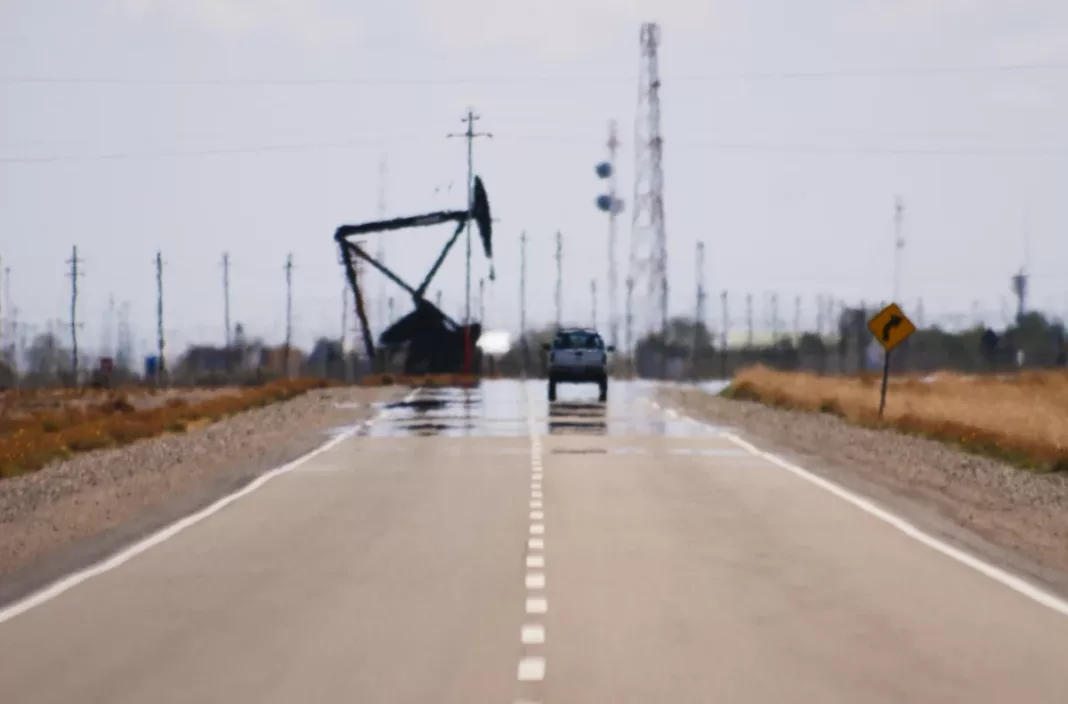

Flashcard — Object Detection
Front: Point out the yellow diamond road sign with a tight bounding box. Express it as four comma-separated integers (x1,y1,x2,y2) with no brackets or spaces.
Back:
868,303,916,353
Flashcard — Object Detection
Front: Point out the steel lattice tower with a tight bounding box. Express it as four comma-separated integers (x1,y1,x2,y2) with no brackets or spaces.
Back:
629,22,669,358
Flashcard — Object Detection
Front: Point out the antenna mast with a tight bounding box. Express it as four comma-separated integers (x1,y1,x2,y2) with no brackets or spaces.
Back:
65,246,85,381
893,196,905,301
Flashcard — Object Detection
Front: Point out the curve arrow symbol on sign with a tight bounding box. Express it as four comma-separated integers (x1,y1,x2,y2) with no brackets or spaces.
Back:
882,315,903,342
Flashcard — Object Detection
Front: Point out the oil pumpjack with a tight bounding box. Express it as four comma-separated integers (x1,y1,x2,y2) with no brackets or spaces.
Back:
333,176,494,375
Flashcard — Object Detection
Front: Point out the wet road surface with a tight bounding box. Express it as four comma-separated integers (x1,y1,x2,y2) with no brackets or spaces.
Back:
2,380,1068,703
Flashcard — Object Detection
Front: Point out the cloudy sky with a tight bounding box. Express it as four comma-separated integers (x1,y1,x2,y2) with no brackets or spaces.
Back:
2,0,1067,359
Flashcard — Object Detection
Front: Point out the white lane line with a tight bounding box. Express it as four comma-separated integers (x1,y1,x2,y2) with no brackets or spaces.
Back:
527,554,545,568
724,432,1068,618
526,596,548,614
530,499,543,509
517,656,546,681
0,389,418,627
530,524,545,536
528,538,545,550
530,510,545,521
532,490,543,499
526,572,545,589
521,624,546,645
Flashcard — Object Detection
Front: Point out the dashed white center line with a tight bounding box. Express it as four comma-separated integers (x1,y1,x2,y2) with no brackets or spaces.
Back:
526,596,548,614
521,391,548,694
517,656,546,681
521,624,546,645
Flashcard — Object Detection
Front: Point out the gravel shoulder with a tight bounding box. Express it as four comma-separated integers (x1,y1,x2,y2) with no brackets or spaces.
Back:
0,385,404,607
659,385,1068,597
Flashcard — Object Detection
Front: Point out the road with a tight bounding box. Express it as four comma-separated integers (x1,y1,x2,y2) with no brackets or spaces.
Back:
2,380,1067,703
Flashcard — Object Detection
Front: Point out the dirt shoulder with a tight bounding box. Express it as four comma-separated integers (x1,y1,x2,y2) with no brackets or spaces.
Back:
659,386,1068,597
0,386,404,607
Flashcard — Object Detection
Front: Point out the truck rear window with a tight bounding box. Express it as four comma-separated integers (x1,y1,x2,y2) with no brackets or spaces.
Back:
553,332,604,349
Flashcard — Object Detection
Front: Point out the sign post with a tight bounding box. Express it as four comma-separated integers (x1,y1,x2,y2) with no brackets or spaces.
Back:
867,302,917,419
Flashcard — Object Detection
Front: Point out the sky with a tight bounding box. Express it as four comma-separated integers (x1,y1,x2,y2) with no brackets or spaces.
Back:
2,0,1068,361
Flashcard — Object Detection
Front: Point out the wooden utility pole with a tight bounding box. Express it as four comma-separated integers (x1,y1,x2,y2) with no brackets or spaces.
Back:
66,246,85,383
283,254,293,379
155,251,166,384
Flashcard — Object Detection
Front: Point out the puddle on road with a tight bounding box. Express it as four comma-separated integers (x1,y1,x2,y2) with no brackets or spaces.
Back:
362,380,733,439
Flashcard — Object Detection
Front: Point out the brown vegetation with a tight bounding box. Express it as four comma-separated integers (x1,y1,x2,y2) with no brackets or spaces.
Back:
724,365,1068,472
0,378,335,479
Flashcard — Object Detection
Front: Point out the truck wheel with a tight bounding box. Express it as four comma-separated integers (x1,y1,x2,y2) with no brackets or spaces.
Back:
598,378,608,402
548,380,557,402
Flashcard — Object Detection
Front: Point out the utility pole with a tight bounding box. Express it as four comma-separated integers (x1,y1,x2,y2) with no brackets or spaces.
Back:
771,293,779,343
447,110,492,324
625,276,635,374
520,230,528,375
746,293,754,348
479,277,485,323
893,196,905,302
0,256,4,356
376,156,388,333
388,297,395,326
816,294,824,336
794,295,801,343
720,291,729,378
284,254,293,379
591,279,598,329
436,290,443,309
155,251,165,384
693,241,706,379
222,252,232,347
555,230,563,329
66,246,85,382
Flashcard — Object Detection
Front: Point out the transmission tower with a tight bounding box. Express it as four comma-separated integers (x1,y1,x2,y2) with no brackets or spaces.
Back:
554,230,563,329
66,246,85,379
629,22,669,359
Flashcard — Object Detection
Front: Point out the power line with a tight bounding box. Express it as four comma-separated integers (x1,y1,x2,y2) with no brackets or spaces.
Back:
6,136,1068,166
5,63,1067,86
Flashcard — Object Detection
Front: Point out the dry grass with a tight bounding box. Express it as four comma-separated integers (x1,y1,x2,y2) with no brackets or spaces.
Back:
0,378,335,479
724,365,1068,472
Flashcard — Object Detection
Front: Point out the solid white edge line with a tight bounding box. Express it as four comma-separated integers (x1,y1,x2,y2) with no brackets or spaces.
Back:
0,388,419,626
723,431,1068,618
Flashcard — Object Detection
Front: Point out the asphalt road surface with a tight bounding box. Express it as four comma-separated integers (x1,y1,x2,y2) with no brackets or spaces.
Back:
2,380,1068,703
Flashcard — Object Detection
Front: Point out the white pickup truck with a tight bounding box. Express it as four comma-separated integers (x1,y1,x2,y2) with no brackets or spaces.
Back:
543,328,614,402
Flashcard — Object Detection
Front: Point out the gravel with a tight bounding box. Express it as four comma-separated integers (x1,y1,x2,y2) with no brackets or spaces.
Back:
0,386,402,601
659,385,1068,595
